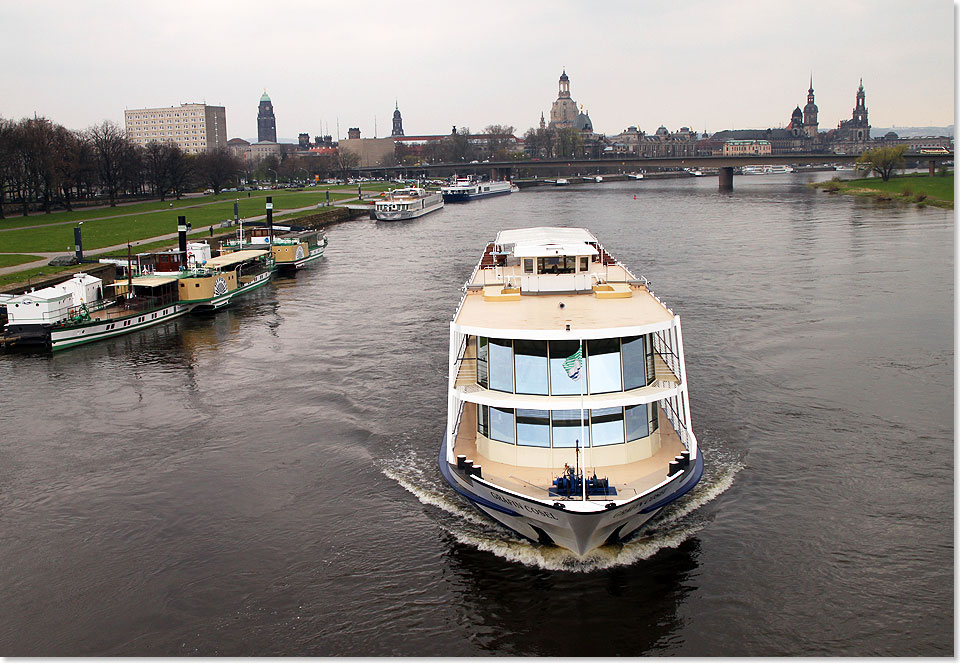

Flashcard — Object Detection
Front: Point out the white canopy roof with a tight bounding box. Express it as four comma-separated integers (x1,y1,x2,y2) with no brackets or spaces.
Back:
496,227,599,258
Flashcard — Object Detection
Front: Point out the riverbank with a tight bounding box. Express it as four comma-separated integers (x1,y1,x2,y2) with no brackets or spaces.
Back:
0,205,367,293
810,172,953,209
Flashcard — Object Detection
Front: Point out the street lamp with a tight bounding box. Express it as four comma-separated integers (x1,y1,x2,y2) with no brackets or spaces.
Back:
297,168,308,184
266,168,278,187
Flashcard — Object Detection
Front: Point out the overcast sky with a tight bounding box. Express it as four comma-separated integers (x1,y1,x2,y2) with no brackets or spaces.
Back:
1,0,954,141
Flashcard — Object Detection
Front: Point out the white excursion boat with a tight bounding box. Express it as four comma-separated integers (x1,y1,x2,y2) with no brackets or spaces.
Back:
554,178,570,186
627,172,645,180
374,187,444,221
441,178,515,203
439,227,703,556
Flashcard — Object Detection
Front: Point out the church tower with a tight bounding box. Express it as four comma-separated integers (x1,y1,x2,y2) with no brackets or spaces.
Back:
391,101,404,137
852,78,868,126
803,76,819,138
549,69,579,129
257,91,277,143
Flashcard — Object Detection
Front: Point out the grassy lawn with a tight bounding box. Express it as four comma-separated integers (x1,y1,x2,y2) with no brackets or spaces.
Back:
0,254,44,268
0,190,357,253
0,184,391,231
813,172,953,208
0,264,77,289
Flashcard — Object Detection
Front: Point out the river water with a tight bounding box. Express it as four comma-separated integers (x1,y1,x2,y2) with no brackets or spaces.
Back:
0,174,952,656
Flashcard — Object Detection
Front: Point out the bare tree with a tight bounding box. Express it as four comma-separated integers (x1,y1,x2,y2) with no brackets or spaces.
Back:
334,149,360,179
196,147,241,195
88,120,129,206
168,148,193,199
144,141,175,201
484,124,516,160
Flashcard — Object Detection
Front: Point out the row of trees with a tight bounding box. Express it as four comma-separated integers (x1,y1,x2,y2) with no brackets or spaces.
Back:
0,116,258,217
391,125,521,166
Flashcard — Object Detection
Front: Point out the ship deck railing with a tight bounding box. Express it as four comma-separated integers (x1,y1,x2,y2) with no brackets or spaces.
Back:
65,293,182,324
451,401,685,501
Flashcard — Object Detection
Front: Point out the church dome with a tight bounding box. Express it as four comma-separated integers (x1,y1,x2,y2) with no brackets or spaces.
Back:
574,110,593,132
559,69,569,81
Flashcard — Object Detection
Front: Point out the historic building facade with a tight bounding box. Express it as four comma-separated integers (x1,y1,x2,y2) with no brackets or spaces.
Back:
257,91,277,143
124,103,227,154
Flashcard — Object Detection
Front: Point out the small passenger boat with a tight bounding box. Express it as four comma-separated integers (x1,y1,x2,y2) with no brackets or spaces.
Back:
176,249,274,310
220,225,327,271
0,272,192,351
439,227,702,556
554,178,570,186
374,187,444,221
441,178,515,203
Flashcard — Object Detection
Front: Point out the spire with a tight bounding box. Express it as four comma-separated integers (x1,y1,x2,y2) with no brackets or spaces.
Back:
808,73,813,94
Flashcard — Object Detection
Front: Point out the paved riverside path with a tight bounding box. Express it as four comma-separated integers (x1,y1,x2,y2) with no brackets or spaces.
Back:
0,197,372,277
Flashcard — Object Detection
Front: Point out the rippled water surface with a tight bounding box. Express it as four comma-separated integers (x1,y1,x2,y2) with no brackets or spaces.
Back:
0,175,952,655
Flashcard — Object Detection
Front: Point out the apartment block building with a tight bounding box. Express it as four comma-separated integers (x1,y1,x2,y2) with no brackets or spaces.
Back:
124,103,227,154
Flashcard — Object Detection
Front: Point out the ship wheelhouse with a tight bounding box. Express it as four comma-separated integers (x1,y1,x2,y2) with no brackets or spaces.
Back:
446,228,697,505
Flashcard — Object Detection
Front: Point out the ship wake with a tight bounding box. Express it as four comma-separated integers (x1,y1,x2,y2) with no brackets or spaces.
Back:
381,443,742,573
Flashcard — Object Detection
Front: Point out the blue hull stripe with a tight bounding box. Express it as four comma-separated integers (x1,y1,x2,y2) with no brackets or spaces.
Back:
437,436,521,517
639,452,705,513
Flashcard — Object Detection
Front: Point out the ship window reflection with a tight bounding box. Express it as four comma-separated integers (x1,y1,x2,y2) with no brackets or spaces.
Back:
622,335,647,390
552,409,588,448
549,340,581,395
514,340,548,395
591,407,625,446
477,337,489,388
536,256,576,274
490,406,515,443
477,403,489,437
587,338,622,394
625,403,649,441
488,338,513,392
516,409,550,447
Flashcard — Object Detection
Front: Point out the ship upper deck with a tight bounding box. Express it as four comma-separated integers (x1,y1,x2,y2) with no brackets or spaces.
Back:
455,227,674,335
455,281,674,334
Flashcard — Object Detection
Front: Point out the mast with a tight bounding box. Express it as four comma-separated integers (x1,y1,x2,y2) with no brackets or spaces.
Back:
580,337,587,501
126,243,132,298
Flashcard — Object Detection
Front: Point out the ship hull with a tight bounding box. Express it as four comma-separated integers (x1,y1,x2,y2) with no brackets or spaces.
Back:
438,432,703,556
48,304,193,351
375,199,444,221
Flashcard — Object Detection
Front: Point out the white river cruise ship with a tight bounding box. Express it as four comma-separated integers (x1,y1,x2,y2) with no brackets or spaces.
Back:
439,227,702,556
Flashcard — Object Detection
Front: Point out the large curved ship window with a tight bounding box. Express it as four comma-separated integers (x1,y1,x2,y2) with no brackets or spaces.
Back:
477,404,489,437
549,339,581,395
488,338,514,392
625,403,649,441
587,338,622,394
514,340,548,395
622,335,647,390
591,407,625,446
516,409,550,447
552,409,589,448
477,337,489,388
645,335,656,386
489,406,516,444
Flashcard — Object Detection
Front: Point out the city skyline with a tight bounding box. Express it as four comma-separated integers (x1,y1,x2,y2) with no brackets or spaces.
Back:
0,0,954,141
